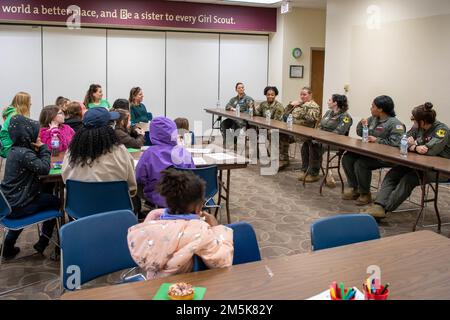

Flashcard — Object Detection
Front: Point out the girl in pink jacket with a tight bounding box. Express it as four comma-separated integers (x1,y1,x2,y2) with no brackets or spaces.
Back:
39,105,75,153
128,169,234,280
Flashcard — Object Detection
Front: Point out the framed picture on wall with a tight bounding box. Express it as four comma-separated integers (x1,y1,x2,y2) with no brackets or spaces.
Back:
290,65,304,78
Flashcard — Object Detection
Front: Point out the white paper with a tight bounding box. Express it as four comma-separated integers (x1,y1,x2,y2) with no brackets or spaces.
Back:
187,148,211,154
134,160,139,167
141,146,149,151
207,153,236,161
193,157,207,165
307,288,364,300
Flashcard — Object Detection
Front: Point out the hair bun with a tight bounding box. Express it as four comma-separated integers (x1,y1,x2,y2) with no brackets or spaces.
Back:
424,102,433,110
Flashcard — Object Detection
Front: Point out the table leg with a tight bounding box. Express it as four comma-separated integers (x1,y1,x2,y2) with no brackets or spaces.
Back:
319,145,331,195
412,170,426,232
432,172,441,233
337,151,345,194
215,170,223,219
225,169,231,224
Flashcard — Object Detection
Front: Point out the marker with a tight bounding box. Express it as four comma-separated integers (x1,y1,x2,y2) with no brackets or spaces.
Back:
380,283,390,295
340,282,345,300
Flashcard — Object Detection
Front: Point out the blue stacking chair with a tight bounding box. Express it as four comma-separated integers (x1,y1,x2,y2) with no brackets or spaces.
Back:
0,190,62,265
193,222,261,272
310,214,380,251
176,166,220,212
65,180,133,220
60,210,145,292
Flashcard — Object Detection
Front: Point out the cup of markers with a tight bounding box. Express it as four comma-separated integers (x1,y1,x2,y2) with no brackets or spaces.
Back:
363,278,390,300
329,282,357,300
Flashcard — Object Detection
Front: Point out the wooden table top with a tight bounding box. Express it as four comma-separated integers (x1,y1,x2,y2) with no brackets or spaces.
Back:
62,231,450,300
205,108,450,175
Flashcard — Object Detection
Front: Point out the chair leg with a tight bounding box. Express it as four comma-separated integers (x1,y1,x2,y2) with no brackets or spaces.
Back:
0,228,6,266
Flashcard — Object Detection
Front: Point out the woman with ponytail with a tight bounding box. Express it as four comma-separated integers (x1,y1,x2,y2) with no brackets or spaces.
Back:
365,102,450,219
127,169,234,280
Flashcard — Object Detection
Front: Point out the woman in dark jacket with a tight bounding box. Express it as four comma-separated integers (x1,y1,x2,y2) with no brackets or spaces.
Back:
113,109,145,149
0,115,60,258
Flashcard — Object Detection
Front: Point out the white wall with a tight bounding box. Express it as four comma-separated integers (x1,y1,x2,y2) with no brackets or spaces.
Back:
268,8,327,106
0,25,42,121
43,27,107,106
219,34,268,105
324,0,450,135
166,32,220,132
107,29,166,117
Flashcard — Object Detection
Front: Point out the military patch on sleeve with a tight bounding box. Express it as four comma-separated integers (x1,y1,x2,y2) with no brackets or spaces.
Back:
343,117,350,124
436,129,447,138
396,125,404,130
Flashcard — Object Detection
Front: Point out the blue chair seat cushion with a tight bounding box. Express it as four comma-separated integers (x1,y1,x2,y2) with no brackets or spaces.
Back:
1,210,62,230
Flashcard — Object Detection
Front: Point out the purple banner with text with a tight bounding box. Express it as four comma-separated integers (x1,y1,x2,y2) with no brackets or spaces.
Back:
0,0,276,32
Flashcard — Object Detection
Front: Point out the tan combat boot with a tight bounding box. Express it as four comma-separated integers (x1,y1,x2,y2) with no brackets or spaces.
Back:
305,175,321,183
342,188,360,200
363,204,386,219
355,193,372,206
297,171,307,181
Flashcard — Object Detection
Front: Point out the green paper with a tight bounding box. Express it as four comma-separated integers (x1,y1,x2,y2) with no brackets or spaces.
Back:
127,148,141,153
49,168,62,175
152,283,206,300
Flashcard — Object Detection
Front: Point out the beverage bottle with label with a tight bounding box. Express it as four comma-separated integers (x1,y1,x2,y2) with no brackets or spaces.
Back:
51,133,60,157
400,134,408,157
362,124,369,143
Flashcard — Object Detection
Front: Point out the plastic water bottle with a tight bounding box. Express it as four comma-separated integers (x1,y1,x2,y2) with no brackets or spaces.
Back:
248,106,254,118
216,100,221,109
236,106,240,117
362,124,369,143
287,114,293,129
265,110,271,123
51,133,60,156
400,134,408,157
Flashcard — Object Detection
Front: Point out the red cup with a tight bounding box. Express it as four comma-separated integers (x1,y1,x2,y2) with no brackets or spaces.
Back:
330,288,356,300
364,286,390,300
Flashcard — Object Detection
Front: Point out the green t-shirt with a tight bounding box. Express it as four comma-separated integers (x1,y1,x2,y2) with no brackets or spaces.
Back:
87,99,111,109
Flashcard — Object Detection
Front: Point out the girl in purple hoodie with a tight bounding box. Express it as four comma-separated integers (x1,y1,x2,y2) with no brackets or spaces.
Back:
39,105,75,153
135,117,195,208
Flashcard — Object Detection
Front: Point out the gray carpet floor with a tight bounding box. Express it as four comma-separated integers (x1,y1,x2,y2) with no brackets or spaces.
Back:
0,144,449,299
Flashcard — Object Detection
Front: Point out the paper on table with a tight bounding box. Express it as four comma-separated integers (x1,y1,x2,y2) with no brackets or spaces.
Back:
207,153,236,161
307,288,364,300
186,148,211,154
153,283,206,300
193,157,207,165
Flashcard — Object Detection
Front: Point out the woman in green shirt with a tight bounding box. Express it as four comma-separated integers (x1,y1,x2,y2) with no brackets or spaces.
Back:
129,87,152,125
84,84,111,109
0,92,32,158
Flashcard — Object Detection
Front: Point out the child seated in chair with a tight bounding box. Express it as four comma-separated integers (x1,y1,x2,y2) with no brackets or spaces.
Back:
127,169,233,280
0,116,60,259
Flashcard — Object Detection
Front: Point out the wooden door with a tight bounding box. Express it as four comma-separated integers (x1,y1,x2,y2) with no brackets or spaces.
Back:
310,49,325,112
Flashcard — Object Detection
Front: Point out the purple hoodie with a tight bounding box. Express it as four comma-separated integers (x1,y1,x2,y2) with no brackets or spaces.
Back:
136,117,195,207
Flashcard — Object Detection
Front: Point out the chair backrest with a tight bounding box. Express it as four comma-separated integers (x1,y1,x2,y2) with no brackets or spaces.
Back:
65,180,133,219
310,214,380,251
0,190,11,222
229,222,262,265
144,131,152,146
176,166,218,200
60,209,138,290
193,221,261,272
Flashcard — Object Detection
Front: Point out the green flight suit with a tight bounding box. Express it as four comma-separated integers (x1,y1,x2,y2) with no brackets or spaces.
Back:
220,94,254,141
342,115,405,194
375,121,450,211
